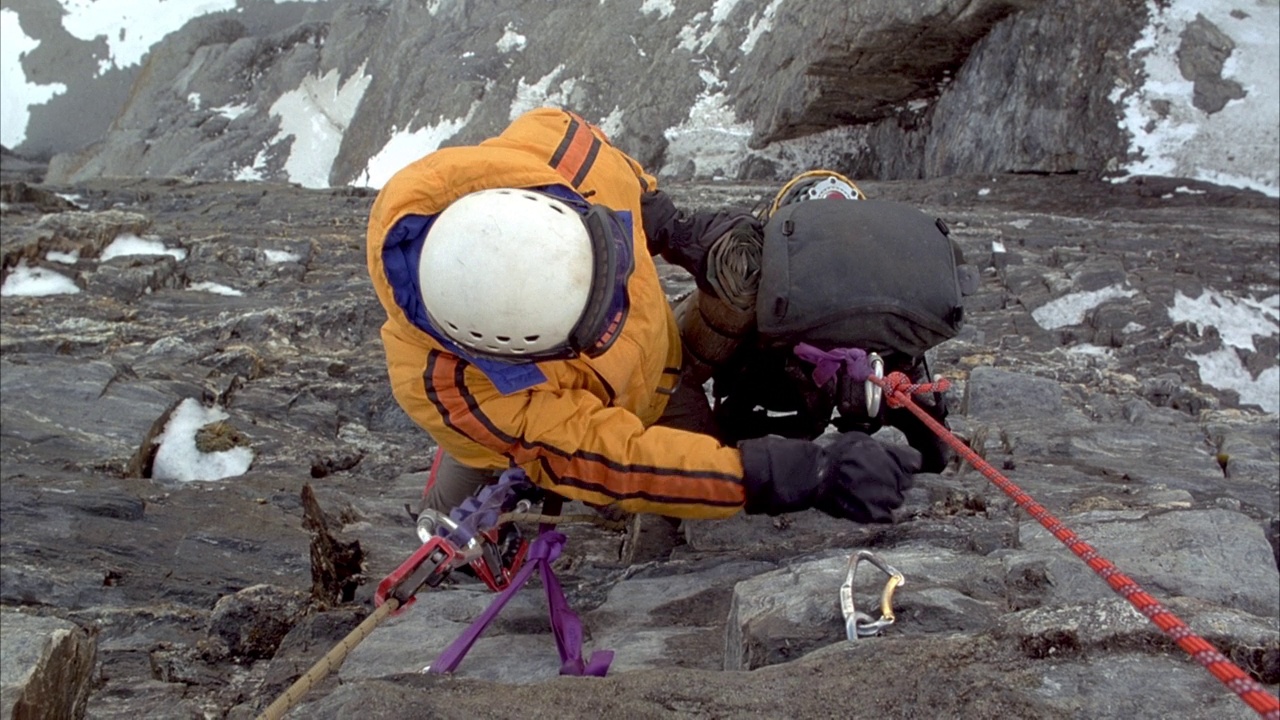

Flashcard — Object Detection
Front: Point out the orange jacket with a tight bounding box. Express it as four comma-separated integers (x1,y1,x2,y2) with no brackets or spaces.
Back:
366,108,746,519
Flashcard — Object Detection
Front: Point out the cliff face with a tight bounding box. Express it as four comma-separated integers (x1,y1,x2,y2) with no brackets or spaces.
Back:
23,0,1158,186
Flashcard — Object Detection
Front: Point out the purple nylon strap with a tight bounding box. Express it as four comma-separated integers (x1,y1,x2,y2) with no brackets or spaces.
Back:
444,469,528,547
426,531,613,677
793,342,871,386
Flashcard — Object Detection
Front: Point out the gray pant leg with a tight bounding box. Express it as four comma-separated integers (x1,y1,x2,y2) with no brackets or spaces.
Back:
422,451,501,514
618,374,716,555
656,375,721,439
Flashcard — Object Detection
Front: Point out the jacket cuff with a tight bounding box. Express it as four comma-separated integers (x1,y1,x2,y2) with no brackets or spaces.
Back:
738,436,824,515
640,190,679,257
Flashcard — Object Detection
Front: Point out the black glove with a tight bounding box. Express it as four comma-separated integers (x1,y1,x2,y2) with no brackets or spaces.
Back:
739,432,922,523
640,190,684,258
886,398,951,474
641,190,760,293
886,355,952,474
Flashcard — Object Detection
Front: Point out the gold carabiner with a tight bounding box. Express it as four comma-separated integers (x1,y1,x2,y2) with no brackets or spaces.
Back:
840,549,905,639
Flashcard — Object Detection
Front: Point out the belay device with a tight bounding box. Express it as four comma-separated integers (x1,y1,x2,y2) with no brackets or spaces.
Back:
374,469,613,676
376,471,532,611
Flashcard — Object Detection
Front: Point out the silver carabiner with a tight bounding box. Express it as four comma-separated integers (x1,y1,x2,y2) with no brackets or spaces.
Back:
865,353,885,417
415,508,482,558
841,549,905,640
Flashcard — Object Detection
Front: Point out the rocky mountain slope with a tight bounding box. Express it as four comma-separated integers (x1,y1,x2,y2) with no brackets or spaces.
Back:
8,0,1270,194
1,160,1277,717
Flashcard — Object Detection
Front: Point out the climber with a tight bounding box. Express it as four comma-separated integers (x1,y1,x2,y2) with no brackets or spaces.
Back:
690,168,968,474
366,107,923,527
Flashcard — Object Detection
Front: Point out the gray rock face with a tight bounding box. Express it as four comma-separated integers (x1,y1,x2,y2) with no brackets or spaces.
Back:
1177,14,1246,114
207,584,309,660
729,0,1044,143
0,169,1276,717
1016,508,1280,618
32,0,1159,186
0,610,96,720
912,0,1146,177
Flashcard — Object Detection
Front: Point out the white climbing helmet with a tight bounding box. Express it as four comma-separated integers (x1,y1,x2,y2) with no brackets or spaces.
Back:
768,169,866,218
418,188,629,360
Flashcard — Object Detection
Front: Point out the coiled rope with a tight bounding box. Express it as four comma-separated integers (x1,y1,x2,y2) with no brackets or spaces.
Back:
872,371,1280,719
704,220,763,312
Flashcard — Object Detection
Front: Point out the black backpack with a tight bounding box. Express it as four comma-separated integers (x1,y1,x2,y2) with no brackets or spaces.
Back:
712,199,973,442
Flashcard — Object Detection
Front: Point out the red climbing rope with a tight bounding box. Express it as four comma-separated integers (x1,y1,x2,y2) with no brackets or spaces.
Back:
872,371,1280,719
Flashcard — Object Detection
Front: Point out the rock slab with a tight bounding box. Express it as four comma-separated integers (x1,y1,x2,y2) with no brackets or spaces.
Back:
0,611,96,720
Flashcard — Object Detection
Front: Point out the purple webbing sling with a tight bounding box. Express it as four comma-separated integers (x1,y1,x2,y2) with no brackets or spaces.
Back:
793,341,871,386
426,530,613,677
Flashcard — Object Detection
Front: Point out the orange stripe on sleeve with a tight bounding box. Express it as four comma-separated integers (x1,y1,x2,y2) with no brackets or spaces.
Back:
426,353,745,515
426,353,523,457
539,452,744,509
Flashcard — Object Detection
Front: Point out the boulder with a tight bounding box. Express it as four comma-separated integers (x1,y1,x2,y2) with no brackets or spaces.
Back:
0,611,96,720
208,584,310,660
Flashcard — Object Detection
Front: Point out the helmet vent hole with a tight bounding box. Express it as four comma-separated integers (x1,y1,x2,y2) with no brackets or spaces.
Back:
524,335,540,342
447,322,459,331
470,331,483,339
495,335,510,342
